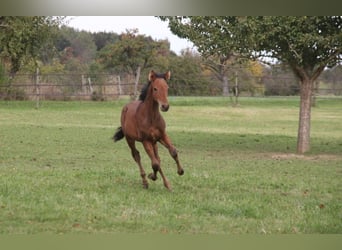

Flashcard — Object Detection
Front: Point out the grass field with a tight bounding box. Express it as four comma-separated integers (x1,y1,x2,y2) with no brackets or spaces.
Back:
0,97,341,234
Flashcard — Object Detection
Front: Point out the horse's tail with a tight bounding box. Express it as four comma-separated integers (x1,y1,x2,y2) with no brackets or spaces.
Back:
113,126,125,142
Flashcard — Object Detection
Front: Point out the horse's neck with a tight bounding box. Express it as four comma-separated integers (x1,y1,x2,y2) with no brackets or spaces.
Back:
140,95,160,119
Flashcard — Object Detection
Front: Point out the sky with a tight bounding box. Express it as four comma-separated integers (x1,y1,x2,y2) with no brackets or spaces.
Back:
67,16,195,55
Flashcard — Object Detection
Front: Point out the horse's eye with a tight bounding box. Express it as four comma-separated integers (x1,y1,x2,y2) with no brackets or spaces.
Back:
153,87,157,91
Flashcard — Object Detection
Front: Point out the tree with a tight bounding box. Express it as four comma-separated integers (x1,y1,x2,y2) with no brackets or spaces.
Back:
92,31,119,51
202,54,234,97
56,26,97,65
160,16,342,154
98,29,167,98
0,16,64,76
168,49,208,96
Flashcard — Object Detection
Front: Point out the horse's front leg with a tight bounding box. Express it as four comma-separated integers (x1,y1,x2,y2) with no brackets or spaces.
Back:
160,133,184,176
142,140,171,190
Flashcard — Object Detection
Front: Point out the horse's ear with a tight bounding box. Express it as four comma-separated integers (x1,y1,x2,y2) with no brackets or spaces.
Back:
148,70,156,82
165,70,171,81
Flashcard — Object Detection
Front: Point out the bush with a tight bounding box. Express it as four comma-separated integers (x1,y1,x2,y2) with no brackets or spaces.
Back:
91,91,105,101
1,87,27,100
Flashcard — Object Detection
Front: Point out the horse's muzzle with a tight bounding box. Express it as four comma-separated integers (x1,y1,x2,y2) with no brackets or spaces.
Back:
161,104,169,112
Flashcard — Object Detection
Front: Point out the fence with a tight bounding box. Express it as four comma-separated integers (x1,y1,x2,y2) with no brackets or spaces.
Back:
0,72,130,101
0,72,341,102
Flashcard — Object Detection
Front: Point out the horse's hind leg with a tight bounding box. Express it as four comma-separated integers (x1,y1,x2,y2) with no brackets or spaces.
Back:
160,134,184,176
126,138,149,189
143,141,171,191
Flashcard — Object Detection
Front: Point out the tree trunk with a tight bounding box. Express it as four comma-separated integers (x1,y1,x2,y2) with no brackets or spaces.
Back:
222,75,229,96
297,78,313,154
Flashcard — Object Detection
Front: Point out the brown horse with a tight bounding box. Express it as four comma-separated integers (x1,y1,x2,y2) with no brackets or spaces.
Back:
113,70,184,190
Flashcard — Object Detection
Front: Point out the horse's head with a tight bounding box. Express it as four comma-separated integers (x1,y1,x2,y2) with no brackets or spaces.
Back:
149,70,171,112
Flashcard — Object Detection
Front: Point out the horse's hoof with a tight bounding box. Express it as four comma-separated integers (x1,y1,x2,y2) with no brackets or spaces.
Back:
143,182,149,189
178,169,184,176
148,173,157,181
164,183,172,191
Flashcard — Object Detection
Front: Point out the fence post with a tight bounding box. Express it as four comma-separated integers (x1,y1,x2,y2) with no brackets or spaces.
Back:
233,71,239,106
117,75,122,97
88,77,93,94
133,66,141,100
35,67,40,109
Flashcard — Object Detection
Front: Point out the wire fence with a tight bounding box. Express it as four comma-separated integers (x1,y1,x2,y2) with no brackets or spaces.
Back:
0,72,341,102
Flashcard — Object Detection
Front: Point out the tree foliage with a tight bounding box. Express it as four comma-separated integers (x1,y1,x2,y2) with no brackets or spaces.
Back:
160,16,342,153
97,29,169,77
0,16,65,76
161,16,341,76
168,49,208,96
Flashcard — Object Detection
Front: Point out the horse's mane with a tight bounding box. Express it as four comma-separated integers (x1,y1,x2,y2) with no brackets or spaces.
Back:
138,73,167,101
138,83,150,101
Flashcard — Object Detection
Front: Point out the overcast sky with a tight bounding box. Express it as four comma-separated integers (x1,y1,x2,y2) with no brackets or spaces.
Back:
67,16,195,55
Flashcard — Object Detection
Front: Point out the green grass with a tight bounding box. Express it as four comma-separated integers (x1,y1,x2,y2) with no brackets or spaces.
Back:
0,97,341,234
